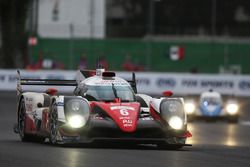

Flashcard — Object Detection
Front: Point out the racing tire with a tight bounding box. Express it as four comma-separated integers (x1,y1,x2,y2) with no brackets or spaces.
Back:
18,98,29,142
49,101,59,144
18,98,45,142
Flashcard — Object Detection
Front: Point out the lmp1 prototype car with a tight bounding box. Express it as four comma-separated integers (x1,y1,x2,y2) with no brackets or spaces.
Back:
14,69,192,149
184,89,239,123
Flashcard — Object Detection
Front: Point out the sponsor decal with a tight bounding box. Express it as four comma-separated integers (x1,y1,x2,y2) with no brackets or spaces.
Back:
0,75,5,82
181,79,198,87
57,102,64,106
200,80,234,88
94,80,128,86
239,80,250,90
136,78,150,86
169,103,177,112
26,104,33,112
26,97,33,102
111,107,136,127
119,116,133,127
110,106,135,111
156,78,176,87
119,116,130,120
122,119,133,127
8,75,16,82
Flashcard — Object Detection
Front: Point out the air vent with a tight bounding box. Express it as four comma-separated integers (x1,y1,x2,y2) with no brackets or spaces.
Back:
102,71,116,77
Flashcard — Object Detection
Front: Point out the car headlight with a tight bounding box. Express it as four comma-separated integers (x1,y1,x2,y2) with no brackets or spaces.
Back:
184,102,195,114
65,99,90,128
168,116,183,130
68,115,86,128
226,103,239,115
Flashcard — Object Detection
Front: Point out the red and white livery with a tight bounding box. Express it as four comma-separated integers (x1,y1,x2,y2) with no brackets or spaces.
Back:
14,69,192,149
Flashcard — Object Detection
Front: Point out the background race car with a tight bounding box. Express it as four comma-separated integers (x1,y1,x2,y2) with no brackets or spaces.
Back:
184,89,239,123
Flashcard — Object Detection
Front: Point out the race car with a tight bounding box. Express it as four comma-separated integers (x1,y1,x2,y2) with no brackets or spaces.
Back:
184,89,239,123
13,69,192,149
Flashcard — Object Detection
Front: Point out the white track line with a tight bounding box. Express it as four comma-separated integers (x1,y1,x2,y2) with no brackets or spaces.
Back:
240,121,250,126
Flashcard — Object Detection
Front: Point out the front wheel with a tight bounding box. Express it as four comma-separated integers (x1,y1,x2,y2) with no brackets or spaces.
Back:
18,99,29,142
18,98,45,142
49,102,59,144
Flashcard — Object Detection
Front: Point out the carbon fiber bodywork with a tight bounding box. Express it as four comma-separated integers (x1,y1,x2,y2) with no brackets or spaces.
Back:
56,118,189,145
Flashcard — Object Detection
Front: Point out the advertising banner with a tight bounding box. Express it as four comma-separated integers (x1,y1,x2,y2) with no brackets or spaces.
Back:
1,70,250,97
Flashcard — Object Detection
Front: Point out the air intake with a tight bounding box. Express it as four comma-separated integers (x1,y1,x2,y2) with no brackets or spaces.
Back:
102,71,116,77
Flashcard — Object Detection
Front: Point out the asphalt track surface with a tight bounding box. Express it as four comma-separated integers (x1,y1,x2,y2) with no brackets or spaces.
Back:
1,91,250,167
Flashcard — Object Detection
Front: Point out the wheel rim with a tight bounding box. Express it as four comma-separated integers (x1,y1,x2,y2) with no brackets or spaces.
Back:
18,101,25,139
50,105,58,144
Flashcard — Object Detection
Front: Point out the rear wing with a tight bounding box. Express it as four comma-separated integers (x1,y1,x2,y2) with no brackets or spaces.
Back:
17,70,77,95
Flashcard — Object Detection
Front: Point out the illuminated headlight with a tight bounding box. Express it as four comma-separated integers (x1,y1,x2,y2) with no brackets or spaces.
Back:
226,103,239,115
68,115,86,128
66,99,90,128
184,102,195,114
168,116,183,130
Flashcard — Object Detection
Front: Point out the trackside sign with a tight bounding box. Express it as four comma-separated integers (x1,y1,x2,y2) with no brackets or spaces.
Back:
0,70,250,97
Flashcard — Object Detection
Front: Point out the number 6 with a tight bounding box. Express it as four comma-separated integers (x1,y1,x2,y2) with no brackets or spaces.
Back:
120,109,129,116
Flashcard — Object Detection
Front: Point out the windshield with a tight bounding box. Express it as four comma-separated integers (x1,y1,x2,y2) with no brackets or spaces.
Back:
83,85,135,102
201,97,222,106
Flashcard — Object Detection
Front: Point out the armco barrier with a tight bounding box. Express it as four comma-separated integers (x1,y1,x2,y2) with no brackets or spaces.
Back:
1,70,250,97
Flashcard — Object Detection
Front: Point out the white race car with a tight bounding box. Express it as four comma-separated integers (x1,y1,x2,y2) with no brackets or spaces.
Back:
13,69,192,149
184,89,239,123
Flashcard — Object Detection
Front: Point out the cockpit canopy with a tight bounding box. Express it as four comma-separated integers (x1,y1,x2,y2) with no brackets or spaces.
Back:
200,91,222,106
74,73,136,102
80,84,135,102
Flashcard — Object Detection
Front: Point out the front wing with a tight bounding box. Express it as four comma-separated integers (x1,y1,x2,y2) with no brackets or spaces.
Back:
55,118,191,146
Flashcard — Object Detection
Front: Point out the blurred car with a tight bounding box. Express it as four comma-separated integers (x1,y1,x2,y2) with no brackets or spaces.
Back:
13,69,192,149
184,89,239,123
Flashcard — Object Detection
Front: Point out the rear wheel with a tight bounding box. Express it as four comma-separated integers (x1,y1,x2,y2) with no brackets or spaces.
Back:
18,98,45,142
50,102,59,144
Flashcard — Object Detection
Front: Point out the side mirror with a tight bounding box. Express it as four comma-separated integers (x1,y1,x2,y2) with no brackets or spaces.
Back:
46,88,58,95
163,90,173,97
